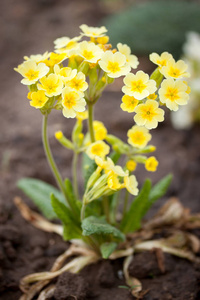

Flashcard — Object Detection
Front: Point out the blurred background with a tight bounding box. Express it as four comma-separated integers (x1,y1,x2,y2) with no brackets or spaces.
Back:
1,0,200,213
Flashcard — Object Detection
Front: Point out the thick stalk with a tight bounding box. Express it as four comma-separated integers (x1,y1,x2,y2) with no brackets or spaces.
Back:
72,151,79,199
42,114,67,202
87,103,95,143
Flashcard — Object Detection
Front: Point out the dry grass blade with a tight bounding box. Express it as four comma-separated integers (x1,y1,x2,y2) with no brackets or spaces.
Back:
123,255,142,298
14,197,63,235
37,285,56,300
143,197,187,229
19,244,100,299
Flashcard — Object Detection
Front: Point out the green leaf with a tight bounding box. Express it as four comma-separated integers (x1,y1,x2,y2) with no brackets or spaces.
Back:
85,199,103,218
17,177,66,220
146,174,172,213
82,153,97,188
100,242,117,259
109,151,121,164
64,178,80,219
51,194,82,240
82,216,125,242
120,179,152,233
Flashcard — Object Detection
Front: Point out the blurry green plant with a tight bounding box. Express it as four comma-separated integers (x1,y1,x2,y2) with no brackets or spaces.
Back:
104,1,200,59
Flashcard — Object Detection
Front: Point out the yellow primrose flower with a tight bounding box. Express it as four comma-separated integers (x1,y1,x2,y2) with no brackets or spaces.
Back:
149,52,173,68
127,125,151,148
145,156,158,172
54,36,81,50
86,141,110,160
96,36,109,45
104,157,126,177
38,73,63,97
107,173,122,190
27,92,33,100
117,43,139,69
99,50,131,78
24,52,51,63
65,72,88,93
126,160,137,172
14,60,49,85
45,52,67,67
76,110,88,121
122,71,157,100
78,41,103,63
80,24,107,38
158,78,189,111
120,95,139,113
134,100,165,129
93,121,107,141
160,59,190,79
54,64,77,84
123,172,139,195
62,87,86,118
147,93,157,100
29,90,48,109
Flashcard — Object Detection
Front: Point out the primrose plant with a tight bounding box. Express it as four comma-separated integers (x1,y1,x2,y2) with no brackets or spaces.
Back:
15,24,190,293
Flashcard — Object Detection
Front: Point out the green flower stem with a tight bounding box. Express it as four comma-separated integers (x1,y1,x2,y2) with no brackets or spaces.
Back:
123,190,129,217
42,114,68,203
72,151,79,199
81,201,86,222
87,103,95,143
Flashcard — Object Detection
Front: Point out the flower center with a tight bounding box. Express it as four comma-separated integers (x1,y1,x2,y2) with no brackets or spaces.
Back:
165,87,179,102
131,80,147,93
107,61,120,73
168,67,181,78
25,69,39,81
63,95,76,109
130,132,145,145
69,79,83,90
91,144,103,156
82,50,94,60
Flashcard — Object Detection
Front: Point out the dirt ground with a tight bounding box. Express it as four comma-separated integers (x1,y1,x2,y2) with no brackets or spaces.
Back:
0,0,200,299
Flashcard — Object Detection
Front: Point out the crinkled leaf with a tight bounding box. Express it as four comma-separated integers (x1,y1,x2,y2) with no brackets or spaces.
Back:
120,179,152,233
100,242,117,259
17,177,66,220
82,216,125,242
51,194,82,240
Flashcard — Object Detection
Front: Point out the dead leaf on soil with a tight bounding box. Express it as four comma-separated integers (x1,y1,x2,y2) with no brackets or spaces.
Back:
14,197,63,235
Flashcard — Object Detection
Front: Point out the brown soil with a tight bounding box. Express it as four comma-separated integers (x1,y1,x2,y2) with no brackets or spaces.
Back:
1,0,200,299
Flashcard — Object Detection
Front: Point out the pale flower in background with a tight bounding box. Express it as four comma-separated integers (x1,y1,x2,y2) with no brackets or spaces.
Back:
78,41,103,63
150,52,173,68
117,43,139,69
37,73,63,97
134,100,164,129
99,50,131,78
159,78,189,111
62,87,86,118
14,60,49,85
122,71,157,100
80,24,107,38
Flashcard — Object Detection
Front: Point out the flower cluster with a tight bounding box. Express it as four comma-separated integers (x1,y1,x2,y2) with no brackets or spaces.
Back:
15,24,190,224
